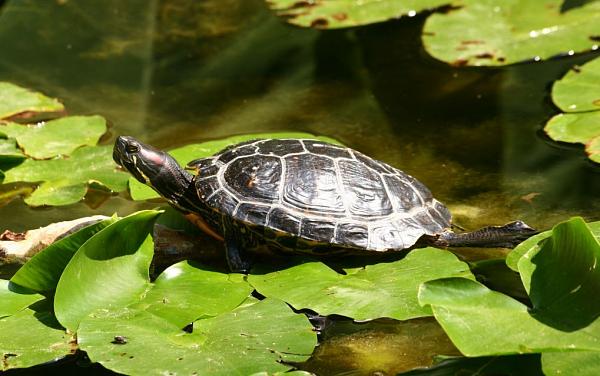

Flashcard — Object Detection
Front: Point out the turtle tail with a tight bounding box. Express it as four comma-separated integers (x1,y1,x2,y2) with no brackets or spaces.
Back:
433,220,538,248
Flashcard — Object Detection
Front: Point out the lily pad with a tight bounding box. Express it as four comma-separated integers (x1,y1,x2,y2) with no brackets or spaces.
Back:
129,132,343,201
0,138,25,164
3,145,130,206
506,220,600,271
588,136,600,163
0,281,71,370
419,218,600,357
418,278,600,356
267,0,454,29
54,210,161,331
542,351,600,376
249,247,474,321
0,115,107,159
0,82,64,120
423,0,600,66
10,217,118,292
79,298,316,376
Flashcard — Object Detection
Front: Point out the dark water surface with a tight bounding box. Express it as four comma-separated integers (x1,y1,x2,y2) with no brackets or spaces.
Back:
0,0,599,375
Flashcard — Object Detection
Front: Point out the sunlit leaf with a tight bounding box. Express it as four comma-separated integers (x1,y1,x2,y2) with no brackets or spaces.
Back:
54,210,161,331
544,57,600,164
131,261,253,328
0,82,64,120
3,145,130,206
506,220,600,271
418,278,600,356
423,0,600,66
0,281,70,371
267,0,454,29
79,298,316,376
542,351,600,376
249,247,474,321
10,217,118,292
1,115,107,159
128,132,344,200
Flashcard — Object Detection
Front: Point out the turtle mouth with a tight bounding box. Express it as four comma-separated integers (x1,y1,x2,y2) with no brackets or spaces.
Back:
113,136,149,184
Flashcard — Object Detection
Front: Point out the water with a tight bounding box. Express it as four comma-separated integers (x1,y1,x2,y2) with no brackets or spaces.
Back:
0,0,599,374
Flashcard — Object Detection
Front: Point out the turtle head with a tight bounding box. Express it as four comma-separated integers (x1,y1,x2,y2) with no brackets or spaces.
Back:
113,136,193,204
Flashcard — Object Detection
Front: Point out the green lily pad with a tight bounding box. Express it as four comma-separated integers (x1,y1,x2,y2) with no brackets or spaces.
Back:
418,278,600,356
249,247,474,321
128,132,343,201
544,57,600,163
10,217,118,292
54,210,161,331
423,0,600,66
419,218,600,357
506,220,600,271
542,351,600,376
0,82,64,120
267,0,454,29
517,218,600,331
130,261,254,328
0,115,107,159
552,57,600,113
3,145,130,206
0,138,25,163
79,298,316,376
0,279,43,317
0,281,71,370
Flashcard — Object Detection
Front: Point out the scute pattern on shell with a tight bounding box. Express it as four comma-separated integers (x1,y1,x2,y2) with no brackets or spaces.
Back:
190,139,451,251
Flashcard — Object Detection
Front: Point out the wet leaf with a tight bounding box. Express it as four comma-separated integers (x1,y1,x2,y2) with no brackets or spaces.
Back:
0,82,64,120
267,0,454,29
3,145,130,206
423,0,600,66
542,351,600,376
419,219,600,356
249,247,474,321
1,115,107,159
10,217,118,292
54,210,161,331
79,298,316,376
129,132,343,200
0,281,70,370
506,220,600,271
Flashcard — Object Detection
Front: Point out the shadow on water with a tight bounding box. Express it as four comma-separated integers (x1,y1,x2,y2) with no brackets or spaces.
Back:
0,0,598,374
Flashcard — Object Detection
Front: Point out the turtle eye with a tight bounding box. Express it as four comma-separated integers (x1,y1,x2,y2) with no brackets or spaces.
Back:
126,144,140,153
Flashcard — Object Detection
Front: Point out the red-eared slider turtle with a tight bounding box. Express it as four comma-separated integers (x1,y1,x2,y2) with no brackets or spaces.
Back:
113,136,536,272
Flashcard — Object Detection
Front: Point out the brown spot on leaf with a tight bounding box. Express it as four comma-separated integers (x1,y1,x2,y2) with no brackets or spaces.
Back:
593,99,600,107
0,230,26,241
461,40,484,45
456,46,467,51
291,0,317,9
422,31,436,36
590,36,600,42
332,12,347,21
476,52,494,59
310,18,329,28
452,59,469,67
497,57,506,62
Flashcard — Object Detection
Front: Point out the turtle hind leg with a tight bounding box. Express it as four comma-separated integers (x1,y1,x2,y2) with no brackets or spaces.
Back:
434,220,538,248
223,219,253,273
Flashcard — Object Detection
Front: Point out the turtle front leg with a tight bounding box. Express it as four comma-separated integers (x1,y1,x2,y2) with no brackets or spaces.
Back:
222,218,253,273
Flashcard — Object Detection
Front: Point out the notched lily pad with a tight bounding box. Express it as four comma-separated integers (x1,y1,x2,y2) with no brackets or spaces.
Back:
544,57,600,164
0,115,107,159
249,247,474,321
3,145,130,206
78,298,316,376
128,132,343,200
0,82,64,120
268,0,455,29
423,0,600,66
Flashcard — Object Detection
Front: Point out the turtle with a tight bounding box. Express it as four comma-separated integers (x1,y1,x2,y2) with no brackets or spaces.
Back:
113,136,537,272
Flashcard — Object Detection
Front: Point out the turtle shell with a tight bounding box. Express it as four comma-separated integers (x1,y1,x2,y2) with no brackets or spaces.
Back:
187,139,451,252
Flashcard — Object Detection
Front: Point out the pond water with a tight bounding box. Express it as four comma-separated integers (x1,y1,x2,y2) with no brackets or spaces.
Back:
0,0,599,375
